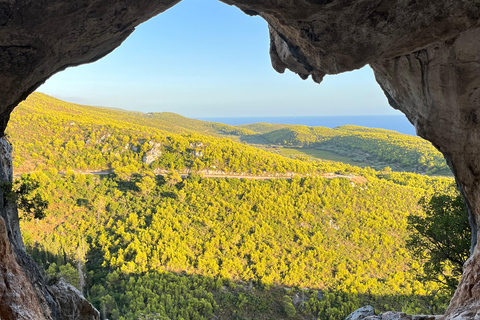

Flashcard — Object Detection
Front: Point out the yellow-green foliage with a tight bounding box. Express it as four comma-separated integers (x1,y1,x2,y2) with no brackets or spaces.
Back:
146,112,255,136
323,126,448,174
14,92,455,320
21,170,452,320
256,126,340,145
9,93,448,176
238,122,288,134
8,93,352,176
242,124,449,175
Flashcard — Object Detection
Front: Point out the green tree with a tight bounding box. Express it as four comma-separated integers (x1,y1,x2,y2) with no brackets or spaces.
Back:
11,175,49,220
407,184,470,293
283,295,296,318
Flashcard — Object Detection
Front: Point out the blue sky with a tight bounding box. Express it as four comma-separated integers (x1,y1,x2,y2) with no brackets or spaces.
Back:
38,0,400,118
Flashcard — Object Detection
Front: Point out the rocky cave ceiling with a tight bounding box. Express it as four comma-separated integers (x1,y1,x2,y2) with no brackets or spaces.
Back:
0,0,480,319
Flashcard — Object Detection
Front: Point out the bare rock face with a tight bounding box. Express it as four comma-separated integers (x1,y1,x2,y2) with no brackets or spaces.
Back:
49,279,100,320
1,0,480,318
0,138,98,320
344,306,441,320
345,305,375,320
0,138,55,320
142,141,162,165
0,0,182,134
0,216,47,320
224,0,480,81
371,27,480,319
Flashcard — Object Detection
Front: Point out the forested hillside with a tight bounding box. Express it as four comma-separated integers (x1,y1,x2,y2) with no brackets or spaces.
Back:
8,93,347,177
21,170,453,320
10,93,450,176
242,125,450,175
10,93,458,320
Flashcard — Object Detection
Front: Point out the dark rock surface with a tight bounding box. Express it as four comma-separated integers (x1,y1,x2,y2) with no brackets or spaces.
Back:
1,0,480,318
0,215,48,320
0,0,182,135
232,0,480,81
371,27,480,319
0,137,55,320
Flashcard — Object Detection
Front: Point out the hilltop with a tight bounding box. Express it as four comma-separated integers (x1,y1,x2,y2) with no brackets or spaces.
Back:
241,125,449,175
9,92,450,177
9,92,352,177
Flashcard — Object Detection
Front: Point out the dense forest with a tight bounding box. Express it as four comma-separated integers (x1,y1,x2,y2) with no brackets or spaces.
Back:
242,126,449,175
9,93,353,177
9,93,460,320
10,93,450,176
21,170,453,320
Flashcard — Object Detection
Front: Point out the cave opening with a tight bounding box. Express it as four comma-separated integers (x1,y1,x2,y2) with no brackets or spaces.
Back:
1,0,479,319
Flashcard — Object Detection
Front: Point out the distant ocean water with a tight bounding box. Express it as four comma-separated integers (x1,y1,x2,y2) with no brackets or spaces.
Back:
197,115,417,136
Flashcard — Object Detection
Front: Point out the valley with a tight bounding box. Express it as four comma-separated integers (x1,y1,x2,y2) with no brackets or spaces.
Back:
10,93,458,320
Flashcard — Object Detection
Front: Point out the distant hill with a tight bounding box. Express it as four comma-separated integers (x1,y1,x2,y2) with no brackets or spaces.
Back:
241,124,450,175
8,92,353,176
18,93,254,137
237,122,288,134
10,92,450,176
145,111,255,136
244,125,340,145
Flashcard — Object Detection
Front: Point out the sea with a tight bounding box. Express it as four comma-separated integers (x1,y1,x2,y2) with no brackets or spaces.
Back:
197,115,417,136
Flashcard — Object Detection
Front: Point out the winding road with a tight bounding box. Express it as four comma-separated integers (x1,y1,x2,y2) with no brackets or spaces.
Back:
14,169,367,183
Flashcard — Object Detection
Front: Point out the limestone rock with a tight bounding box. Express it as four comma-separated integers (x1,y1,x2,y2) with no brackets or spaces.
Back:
345,308,442,320
381,312,411,320
189,142,205,158
411,316,441,320
0,138,23,250
142,141,162,165
371,27,480,319
345,305,375,320
226,0,480,79
49,278,100,320
0,138,99,320
0,216,49,320
0,0,183,135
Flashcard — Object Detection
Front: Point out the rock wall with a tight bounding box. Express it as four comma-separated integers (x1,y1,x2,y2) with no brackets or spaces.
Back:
372,26,480,319
0,138,99,319
1,0,480,318
0,0,182,135
225,0,480,80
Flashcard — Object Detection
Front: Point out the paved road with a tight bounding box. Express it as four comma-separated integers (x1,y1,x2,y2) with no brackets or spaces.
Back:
15,169,366,182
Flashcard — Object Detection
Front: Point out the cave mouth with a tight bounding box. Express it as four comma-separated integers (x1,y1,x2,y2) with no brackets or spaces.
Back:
1,0,480,319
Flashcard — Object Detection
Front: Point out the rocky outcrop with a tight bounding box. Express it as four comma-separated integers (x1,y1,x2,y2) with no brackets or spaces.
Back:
142,141,162,165
237,0,480,81
0,137,55,320
0,216,47,320
49,279,100,320
0,138,98,319
371,27,480,319
1,0,480,318
344,306,441,320
0,0,182,135
345,305,375,320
